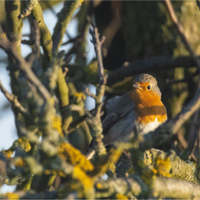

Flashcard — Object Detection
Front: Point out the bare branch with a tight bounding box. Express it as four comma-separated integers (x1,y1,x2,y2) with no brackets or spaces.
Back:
84,87,96,99
87,26,107,158
0,80,27,114
165,0,200,69
107,56,197,86
66,114,88,134
0,32,51,100
89,27,107,85
52,0,84,53
21,39,34,46
62,34,83,46
96,176,200,199
165,0,200,162
69,104,84,112
27,19,41,64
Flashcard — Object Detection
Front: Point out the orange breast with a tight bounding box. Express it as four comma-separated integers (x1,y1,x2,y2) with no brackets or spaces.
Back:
136,107,167,124
130,87,167,125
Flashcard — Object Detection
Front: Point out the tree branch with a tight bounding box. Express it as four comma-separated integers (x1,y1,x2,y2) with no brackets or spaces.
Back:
84,87,97,99
89,27,106,85
165,0,200,69
52,0,84,54
0,80,27,114
31,0,53,63
107,56,197,86
18,0,38,20
0,32,51,100
87,26,107,158
95,176,200,199
164,0,200,162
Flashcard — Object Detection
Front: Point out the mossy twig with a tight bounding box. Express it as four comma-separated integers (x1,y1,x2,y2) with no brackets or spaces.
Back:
31,1,52,63
86,26,107,158
18,0,38,20
0,80,27,113
52,0,84,54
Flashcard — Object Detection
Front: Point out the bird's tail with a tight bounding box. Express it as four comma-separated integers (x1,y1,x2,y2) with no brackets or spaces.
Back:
85,148,96,160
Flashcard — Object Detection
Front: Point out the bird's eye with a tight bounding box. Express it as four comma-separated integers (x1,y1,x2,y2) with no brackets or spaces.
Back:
147,85,151,90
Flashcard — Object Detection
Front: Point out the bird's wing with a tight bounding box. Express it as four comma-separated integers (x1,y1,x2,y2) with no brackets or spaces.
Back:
102,92,135,133
87,92,135,154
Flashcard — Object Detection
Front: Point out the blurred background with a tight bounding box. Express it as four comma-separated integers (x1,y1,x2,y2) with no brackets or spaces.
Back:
1,0,200,193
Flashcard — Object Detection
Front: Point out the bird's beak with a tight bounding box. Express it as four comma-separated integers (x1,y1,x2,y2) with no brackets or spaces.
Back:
133,83,141,89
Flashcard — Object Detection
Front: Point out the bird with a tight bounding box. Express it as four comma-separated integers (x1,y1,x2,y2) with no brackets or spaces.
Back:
86,73,167,159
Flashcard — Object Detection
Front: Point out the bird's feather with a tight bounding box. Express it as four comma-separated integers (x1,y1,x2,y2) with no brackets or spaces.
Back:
88,92,135,149
103,92,135,133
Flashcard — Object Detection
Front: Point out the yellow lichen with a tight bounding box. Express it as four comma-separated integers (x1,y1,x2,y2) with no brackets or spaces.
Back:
3,192,19,199
59,142,94,172
90,148,122,178
44,169,66,178
69,182,81,191
52,115,63,137
14,157,26,167
2,150,14,159
142,155,172,185
72,166,93,191
45,169,56,175
59,182,83,199
116,193,128,200
73,92,86,103
53,166,93,199
152,156,172,177
96,183,102,189
144,150,153,165
58,171,66,177
108,162,116,175
13,137,31,152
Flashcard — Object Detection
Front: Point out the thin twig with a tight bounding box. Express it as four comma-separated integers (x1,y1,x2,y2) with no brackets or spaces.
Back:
86,26,107,158
62,34,83,46
0,80,27,114
0,31,51,100
165,0,200,159
28,19,40,64
69,104,84,112
21,39,34,46
160,70,198,91
170,89,200,134
89,27,107,85
43,0,72,40
66,114,88,134
84,87,96,99
165,0,200,69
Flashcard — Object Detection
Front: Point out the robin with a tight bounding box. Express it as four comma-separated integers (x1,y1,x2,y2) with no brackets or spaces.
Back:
86,73,167,159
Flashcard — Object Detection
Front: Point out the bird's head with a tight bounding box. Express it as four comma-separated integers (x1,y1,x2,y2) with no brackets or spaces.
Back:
130,74,163,107
132,73,161,96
